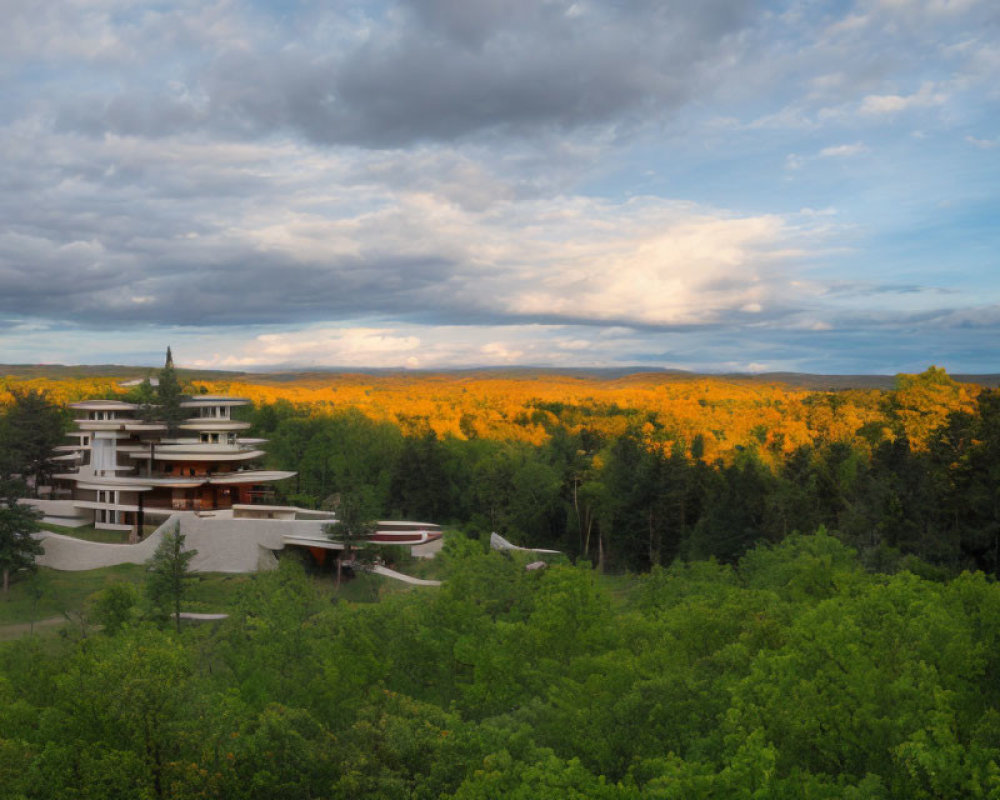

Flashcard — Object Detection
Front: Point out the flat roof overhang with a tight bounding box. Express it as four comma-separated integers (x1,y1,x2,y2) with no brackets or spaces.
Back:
129,448,264,461
179,420,252,431
70,475,206,490
75,481,156,492
69,400,138,411
208,470,296,485
74,421,167,433
282,535,344,550
180,397,250,407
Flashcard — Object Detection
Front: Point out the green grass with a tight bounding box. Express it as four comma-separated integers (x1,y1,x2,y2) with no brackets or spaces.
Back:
184,573,256,612
0,564,148,631
37,521,163,543
598,572,642,605
37,521,131,544
331,570,439,603
0,566,260,636
0,535,450,637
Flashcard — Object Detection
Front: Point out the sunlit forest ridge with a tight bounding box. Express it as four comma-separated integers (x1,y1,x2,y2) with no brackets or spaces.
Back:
0,365,981,461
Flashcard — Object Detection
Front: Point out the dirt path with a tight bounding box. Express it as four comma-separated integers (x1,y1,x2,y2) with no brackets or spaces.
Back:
0,612,228,640
0,615,69,640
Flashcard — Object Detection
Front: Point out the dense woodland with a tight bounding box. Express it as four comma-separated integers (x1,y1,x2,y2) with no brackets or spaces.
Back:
5,364,989,571
3,536,1000,798
222,366,997,577
3,366,1000,797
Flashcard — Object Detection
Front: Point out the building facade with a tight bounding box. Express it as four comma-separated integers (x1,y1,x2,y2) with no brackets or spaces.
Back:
52,395,294,533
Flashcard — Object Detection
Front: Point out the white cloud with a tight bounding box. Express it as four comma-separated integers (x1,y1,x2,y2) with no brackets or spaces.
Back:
966,134,999,148
785,153,805,170
819,143,868,157
193,327,421,368
859,82,948,115
186,324,629,369
874,0,983,14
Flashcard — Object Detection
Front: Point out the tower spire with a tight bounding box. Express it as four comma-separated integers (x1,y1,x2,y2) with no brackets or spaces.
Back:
165,346,174,369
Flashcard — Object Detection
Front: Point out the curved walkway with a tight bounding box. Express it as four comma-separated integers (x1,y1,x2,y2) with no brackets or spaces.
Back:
370,565,441,586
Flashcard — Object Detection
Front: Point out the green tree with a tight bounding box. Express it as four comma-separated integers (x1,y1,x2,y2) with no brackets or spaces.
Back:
0,388,66,491
156,347,186,436
0,479,43,595
128,376,159,423
389,429,450,521
145,523,196,631
90,581,140,635
41,626,195,799
326,493,377,588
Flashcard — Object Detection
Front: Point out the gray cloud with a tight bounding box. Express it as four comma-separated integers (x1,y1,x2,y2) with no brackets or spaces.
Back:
2,0,998,373
39,0,759,147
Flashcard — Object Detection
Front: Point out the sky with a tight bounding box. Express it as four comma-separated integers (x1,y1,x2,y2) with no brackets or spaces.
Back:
1,0,998,374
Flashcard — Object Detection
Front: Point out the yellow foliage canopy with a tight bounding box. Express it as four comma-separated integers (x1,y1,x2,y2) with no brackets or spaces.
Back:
1,368,982,463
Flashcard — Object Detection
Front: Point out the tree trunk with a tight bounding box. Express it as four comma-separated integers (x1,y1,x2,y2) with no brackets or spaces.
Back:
2,567,8,596
648,508,660,567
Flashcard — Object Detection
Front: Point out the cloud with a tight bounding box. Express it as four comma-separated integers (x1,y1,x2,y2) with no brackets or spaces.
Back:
859,82,948,115
193,327,421,368
819,143,868,157
2,0,999,374
966,134,999,148
185,323,646,369
31,0,760,148
0,115,834,333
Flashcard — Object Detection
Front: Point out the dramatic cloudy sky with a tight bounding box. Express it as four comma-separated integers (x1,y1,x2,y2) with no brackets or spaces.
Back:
1,0,998,372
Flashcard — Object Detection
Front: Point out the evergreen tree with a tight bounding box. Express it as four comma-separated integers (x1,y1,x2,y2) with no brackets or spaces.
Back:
129,376,158,423
145,523,196,631
389,429,450,521
326,493,377,588
0,479,43,594
0,388,66,491
156,347,186,436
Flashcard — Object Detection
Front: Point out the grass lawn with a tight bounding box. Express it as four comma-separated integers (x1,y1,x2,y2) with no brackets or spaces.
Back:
0,564,148,634
36,521,129,544
0,533,455,637
37,522,163,543
185,573,256,612
0,566,259,637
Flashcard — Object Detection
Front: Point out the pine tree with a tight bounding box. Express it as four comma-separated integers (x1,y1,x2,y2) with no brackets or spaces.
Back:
0,480,43,595
0,388,66,491
156,347,186,436
326,493,377,588
131,376,158,423
145,523,196,631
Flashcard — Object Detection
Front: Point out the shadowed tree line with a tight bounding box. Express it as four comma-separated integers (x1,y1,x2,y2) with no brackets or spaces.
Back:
251,377,1000,577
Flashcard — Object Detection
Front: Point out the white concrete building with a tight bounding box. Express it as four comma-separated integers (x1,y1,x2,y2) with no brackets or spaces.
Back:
52,395,294,534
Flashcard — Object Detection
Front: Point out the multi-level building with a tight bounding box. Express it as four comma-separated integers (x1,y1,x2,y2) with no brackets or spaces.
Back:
52,395,294,533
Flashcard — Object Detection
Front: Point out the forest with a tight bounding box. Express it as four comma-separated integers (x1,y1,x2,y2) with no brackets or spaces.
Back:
2,364,993,574
2,534,1000,798
2,365,1000,797
202,366,996,576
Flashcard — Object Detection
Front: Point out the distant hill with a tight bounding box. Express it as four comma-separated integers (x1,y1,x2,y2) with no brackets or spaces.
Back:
0,364,247,382
2,363,998,390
